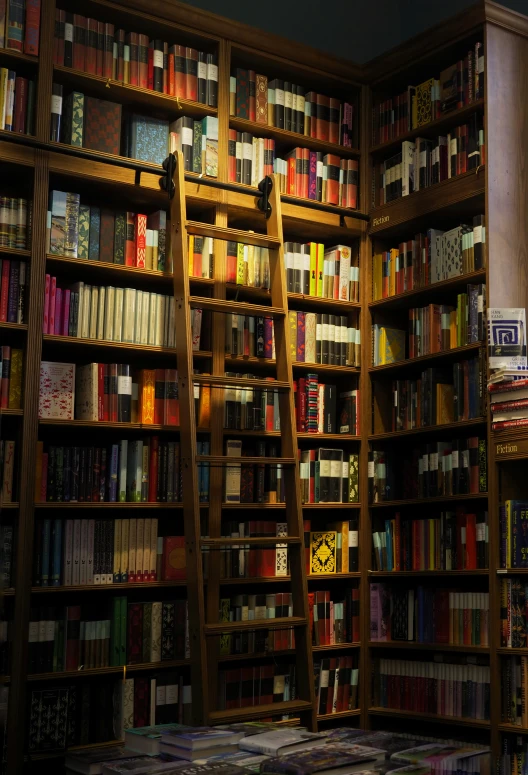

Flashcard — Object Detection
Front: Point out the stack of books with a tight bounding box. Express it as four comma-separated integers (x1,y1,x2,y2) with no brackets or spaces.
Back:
0,0,41,55
273,149,358,208
489,371,528,431
0,70,36,134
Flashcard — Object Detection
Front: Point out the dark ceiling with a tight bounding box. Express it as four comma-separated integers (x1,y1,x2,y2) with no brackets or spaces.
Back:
180,0,527,63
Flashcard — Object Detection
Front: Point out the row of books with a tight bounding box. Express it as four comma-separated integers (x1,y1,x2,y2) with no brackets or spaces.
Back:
50,88,218,173
220,593,295,653
0,257,26,323
391,356,486,430
501,656,528,727
286,243,359,302
305,519,358,573
223,374,281,433
372,510,489,571
47,190,168,270
0,524,13,587
224,440,284,504
368,437,488,502
373,657,490,720
0,195,30,249
489,375,528,431
500,579,528,647
32,518,188,587
0,70,35,135
378,117,484,206
373,44,484,144
370,584,490,646
371,217,486,299
273,149,358,208
123,675,192,731
315,656,359,715
0,346,22,409
217,664,297,711
499,736,528,775
53,12,218,105
35,439,210,502
227,132,275,187
295,379,360,436
42,279,199,349
500,500,528,568
299,450,359,505
289,311,360,367
0,440,15,502
310,589,359,646
230,69,354,147
0,0,40,54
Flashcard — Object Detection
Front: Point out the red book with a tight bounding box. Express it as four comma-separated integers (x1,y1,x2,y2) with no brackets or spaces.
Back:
54,9,64,66
154,368,164,425
138,34,149,89
116,28,125,82
85,18,97,74
248,70,256,121
287,156,296,195
103,23,114,79
127,32,138,86
324,154,340,205
185,47,198,100
329,97,340,144
96,22,104,76
162,535,186,580
0,346,10,408
73,14,86,72
163,41,168,94
24,0,40,56
147,45,153,90
465,512,477,569
42,273,50,332
125,212,135,266
48,276,56,334
133,678,150,728
148,435,159,501
127,603,143,663
263,318,273,358
62,289,70,336
174,44,185,98
97,363,105,420
316,94,330,141
135,214,146,268
65,605,81,670
168,52,175,96
163,368,179,426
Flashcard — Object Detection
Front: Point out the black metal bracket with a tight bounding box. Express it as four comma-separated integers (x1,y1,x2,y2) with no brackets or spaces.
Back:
160,153,177,199
256,175,273,219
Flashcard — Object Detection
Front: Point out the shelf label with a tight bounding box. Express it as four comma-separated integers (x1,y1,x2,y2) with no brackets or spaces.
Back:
496,441,524,456
373,215,389,227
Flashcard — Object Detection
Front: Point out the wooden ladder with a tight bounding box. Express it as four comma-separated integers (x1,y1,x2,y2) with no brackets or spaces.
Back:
167,151,316,729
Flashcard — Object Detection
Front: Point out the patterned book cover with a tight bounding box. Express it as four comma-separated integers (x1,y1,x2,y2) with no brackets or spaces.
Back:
142,601,152,663
288,311,297,360
219,597,231,655
381,327,406,365
161,601,175,660
129,114,168,166
276,522,288,577
296,311,306,362
100,209,114,264
135,214,146,268
192,119,203,174
240,463,254,503
84,96,122,156
122,677,134,730
133,677,150,729
349,454,359,503
488,308,527,369
305,313,316,363
139,369,155,423
78,205,90,259
151,601,162,662
39,361,75,419
235,67,249,119
71,91,84,147
441,225,463,278
88,206,101,261
114,211,125,265
414,78,434,128
478,439,487,492
310,531,336,574
8,347,22,409
127,602,144,665
256,73,268,124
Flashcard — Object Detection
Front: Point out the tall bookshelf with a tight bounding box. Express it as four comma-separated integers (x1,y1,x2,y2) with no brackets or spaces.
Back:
2,0,528,772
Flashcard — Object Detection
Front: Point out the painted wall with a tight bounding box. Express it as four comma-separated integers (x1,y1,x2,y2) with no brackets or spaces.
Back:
178,0,527,63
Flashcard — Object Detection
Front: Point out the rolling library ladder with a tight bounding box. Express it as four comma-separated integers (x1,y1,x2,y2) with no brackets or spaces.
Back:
166,151,317,729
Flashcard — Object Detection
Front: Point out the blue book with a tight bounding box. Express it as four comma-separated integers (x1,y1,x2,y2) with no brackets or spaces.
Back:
109,444,119,502
51,519,62,586
129,114,169,166
41,519,51,586
88,206,101,261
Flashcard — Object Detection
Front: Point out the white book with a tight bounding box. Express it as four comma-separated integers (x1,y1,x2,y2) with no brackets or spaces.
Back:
151,601,162,662
86,519,94,584
39,361,75,420
79,519,88,585
224,439,242,503
121,518,129,583
157,294,165,346
63,520,73,586
147,293,156,346
143,517,151,580
118,439,128,502
113,519,122,583
134,290,143,345
96,285,105,340
89,286,98,339
122,287,136,343
163,294,170,347
104,285,115,341
240,730,325,756
150,518,158,580
72,518,81,585
81,284,91,339
140,291,150,344
75,363,98,421
113,287,124,342
128,517,136,582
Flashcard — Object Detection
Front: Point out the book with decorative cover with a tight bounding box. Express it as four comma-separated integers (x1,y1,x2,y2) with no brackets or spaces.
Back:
84,96,122,155
488,308,527,369
260,747,382,775
129,114,169,166
39,361,75,419
309,532,336,575
414,78,434,127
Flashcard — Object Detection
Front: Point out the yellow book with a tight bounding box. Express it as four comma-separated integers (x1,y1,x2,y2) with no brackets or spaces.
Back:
139,369,155,424
328,521,349,573
414,78,434,127
288,310,297,360
436,383,455,424
0,69,8,131
8,348,23,409
379,327,386,364
390,248,398,296
197,377,211,428
310,531,336,574
381,327,405,365
236,243,245,285
246,244,255,287
316,243,324,297
372,254,383,301
309,242,317,296
449,309,457,348
187,234,194,275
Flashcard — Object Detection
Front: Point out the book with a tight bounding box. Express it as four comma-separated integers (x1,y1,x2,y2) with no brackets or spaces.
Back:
239,730,326,755
488,308,527,369
38,361,75,419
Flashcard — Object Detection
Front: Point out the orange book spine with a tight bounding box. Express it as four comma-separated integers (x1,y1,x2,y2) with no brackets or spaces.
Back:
139,369,155,424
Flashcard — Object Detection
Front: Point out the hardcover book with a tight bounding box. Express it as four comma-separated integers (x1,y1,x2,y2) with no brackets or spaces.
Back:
488,308,527,369
84,96,122,155
129,114,168,166
309,531,337,575
39,361,75,419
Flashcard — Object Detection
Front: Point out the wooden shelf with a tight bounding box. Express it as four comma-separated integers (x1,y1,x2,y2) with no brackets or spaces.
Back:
369,168,486,238
224,430,360,441
370,100,485,156
54,65,217,119
313,643,361,652
230,116,360,158
368,569,489,577
369,341,483,375
305,502,361,509
0,321,27,331
0,409,23,416
369,492,488,508
294,361,360,375
288,293,361,311
369,270,487,310
204,617,307,634
0,502,19,509
34,501,204,509
202,536,301,546
499,723,528,734
42,334,212,360
0,245,31,258
39,419,210,432
497,647,528,655
368,707,490,728
317,708,360,721
369,417,486,441
27,658,190,681
208,699,312,724
31,580,187,593
497,568,528,575
0,46,38,65
369,641,490,652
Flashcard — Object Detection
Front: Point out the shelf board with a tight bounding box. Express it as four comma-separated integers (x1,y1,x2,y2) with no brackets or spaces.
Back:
369,492,488,508
202,536,301,546
499,723,528,733
369,270,487,310
369,100,485,156
369,168,486,238
369,341,482,375
54,65,217,119
42,334,212,360
317,708,361,721
0,46,38,65
46,253,176,284
305,502,361,509
0,502,18,509
294,361,360,375
0,408,23,416
0,245,31,258
313,643,361,652
2,588,14,596
497,647,528,654
39,418,210,432
199,455,295,465
229,180,364,221
287,293,361,311
27,658,190,681
496,568,528,575
31,580,187,593
0,321,27,331
34,502,205,509
230,116,360,158
368,707,490,728
368,569,489,577
208,699,312,724
223,430,360,441
369,417,486,441
204,616,307,634
369,641,490,652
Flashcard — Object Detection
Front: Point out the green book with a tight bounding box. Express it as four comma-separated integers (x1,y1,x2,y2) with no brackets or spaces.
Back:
114,211,125,265
78,205,90,259
71,91,84,147
192,119,203,174
88,206,100,261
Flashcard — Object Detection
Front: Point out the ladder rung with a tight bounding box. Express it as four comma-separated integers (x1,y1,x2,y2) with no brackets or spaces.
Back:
196,456,296,465
186,222,281,249
205,617,307,634
201,537,301,547
193,375,289,391
208,700,312,724
189,297,285,318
